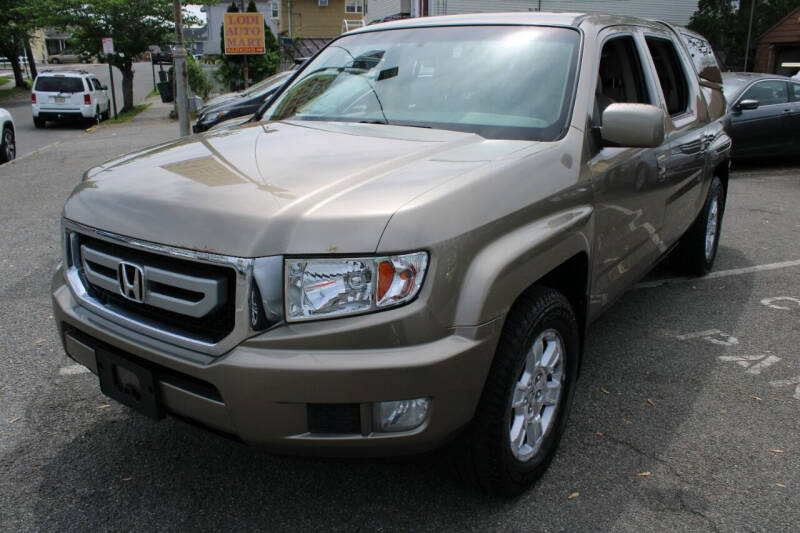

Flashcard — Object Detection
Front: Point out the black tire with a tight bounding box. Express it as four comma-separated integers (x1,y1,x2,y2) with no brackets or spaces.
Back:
456,286,580,496
0,126,15,163
33,117,46,129
87,107,100,127
102,105,110,120
50,58,60,64
671,176,725,276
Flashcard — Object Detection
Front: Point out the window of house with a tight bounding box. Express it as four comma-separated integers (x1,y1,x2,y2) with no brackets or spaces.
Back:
741,80,788,106
595,36,651,120
271,1,279,19
345,0,363,14
645,37,690,116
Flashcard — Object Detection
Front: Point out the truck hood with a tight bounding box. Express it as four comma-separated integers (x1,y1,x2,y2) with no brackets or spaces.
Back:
64,121,536,257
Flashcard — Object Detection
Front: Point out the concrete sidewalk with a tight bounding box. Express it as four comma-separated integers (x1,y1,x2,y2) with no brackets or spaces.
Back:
130,94,175,124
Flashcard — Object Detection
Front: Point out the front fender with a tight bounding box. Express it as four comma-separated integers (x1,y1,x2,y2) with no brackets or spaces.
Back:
453,206,593,326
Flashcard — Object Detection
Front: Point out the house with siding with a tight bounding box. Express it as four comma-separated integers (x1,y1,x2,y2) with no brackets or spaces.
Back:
424,1,700,26
753,5,800,76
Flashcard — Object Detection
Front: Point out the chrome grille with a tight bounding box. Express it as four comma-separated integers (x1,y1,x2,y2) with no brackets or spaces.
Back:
80,244,227,318
61,220,275,356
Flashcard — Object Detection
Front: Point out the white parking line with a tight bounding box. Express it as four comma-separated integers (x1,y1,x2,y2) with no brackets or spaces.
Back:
634,259,800,289
59,364,90,376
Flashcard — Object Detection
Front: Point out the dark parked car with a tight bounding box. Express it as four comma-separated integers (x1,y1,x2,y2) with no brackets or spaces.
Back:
193,71,293,132
722,72,800,159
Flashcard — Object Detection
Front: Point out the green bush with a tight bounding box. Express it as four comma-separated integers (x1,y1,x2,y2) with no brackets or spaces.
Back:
186,53,211,100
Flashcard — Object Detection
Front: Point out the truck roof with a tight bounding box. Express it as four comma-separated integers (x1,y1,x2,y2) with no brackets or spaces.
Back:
352,11,677,34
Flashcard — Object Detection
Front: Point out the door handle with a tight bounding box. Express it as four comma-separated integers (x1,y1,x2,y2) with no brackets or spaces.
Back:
656,154,667,181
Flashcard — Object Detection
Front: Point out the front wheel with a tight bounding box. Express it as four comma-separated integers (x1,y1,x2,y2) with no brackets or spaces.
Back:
0,126,15,163
671,176,725,276
457,287,579,496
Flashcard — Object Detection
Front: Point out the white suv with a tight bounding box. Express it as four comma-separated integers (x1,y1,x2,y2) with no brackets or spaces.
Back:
31,70,111,128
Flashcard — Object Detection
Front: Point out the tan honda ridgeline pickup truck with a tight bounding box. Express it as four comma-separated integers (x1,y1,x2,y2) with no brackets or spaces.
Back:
52,13,730,495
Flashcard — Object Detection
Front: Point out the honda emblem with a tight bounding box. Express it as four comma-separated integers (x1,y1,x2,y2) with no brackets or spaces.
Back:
118,262,145,303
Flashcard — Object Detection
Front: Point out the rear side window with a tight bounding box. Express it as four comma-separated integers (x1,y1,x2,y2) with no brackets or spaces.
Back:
645,37,690,116
788,82,800,102
91,79,103,91
35,76,85,93
741,80,788,106
680,33,721,77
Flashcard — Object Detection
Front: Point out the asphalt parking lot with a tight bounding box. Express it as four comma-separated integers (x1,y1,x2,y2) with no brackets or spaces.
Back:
0,121,798,530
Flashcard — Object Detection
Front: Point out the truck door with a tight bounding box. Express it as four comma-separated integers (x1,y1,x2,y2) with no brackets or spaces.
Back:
642,33,709,247
588,30,670,314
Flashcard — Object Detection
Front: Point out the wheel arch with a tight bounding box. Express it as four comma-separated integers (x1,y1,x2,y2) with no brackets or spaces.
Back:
454,206,592,337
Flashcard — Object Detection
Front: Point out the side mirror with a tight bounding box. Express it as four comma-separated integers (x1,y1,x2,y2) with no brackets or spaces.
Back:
600,103,666,148
734,99,759,112
101,85,108,91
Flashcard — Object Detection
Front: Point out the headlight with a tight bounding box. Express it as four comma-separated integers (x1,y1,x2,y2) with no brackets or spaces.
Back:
201,110,229,124
286,252,428,322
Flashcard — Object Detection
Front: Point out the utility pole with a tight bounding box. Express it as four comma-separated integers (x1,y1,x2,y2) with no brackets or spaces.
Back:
239,0,248,89
173,0,191,136
743,0,757,72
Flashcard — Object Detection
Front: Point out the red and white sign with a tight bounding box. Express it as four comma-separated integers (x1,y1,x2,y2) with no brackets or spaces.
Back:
102,38,114,55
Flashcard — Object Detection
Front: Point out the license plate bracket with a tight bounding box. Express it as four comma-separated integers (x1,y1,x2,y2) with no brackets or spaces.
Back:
96,349,164,420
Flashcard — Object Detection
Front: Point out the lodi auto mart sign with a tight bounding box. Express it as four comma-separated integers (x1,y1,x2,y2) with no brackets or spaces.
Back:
224,13,266,54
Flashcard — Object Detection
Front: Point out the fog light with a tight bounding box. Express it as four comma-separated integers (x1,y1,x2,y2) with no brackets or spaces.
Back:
374,398,429,432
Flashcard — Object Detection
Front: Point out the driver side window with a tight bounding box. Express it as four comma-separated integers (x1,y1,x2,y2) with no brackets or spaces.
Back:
741,80,788,106
595,36,651,122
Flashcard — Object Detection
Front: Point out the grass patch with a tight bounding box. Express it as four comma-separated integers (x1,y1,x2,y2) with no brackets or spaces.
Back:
0,80,31,102
101,103,151,125
147,88,159,98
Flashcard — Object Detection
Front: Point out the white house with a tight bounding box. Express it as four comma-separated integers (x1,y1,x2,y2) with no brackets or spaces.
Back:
375,1,699,26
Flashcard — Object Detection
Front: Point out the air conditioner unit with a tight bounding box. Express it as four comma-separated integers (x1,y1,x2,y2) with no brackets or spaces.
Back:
318,0,328,6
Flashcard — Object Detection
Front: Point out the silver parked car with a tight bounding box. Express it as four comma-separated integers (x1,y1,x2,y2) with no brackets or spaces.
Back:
47,50,90,64
53,13,730,495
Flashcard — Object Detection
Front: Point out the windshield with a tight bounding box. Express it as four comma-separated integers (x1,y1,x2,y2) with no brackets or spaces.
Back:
264,26,581,141
35,76,85,93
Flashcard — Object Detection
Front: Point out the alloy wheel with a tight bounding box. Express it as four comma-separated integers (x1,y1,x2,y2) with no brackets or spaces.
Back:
509,328,565,461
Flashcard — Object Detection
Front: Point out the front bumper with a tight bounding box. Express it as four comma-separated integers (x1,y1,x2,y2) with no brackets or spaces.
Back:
52,269,501,456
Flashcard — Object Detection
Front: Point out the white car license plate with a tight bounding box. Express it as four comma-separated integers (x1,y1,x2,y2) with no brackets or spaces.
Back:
54,96,65,103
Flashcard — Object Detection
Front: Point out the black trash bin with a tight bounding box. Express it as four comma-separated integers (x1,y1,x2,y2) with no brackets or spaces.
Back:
157,81,173,103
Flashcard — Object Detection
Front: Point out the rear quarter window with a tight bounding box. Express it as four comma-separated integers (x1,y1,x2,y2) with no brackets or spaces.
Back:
35,77,85,93
680,33,721,77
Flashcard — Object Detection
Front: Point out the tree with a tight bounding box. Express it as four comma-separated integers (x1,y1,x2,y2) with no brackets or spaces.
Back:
34,0,194,112
0,0,38,88
688,0,798,70
217,0,280,91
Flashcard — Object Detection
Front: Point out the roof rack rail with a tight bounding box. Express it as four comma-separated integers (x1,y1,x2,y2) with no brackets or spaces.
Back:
39,69,90,75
